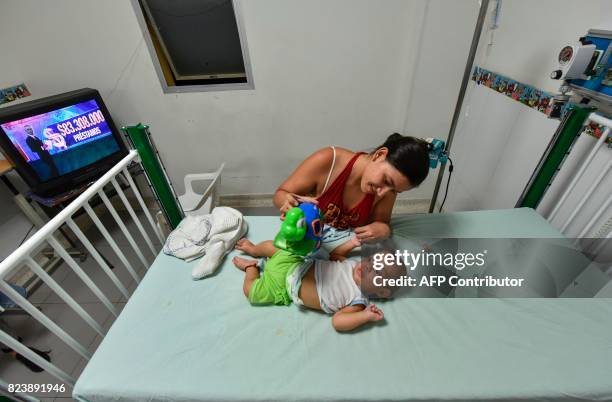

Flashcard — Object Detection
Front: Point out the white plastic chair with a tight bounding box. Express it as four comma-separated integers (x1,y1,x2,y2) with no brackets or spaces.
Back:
178,163,225,216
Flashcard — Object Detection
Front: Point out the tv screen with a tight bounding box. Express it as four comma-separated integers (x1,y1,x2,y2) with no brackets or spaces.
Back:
1,99,120,182
0,88,128,197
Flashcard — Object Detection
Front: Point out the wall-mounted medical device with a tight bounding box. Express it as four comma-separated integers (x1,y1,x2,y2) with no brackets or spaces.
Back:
550,42,598,81
549,29,611,116
426,138,448,169
519,29,611,209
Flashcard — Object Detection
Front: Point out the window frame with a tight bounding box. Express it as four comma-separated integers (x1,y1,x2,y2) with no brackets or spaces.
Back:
130,0,255,93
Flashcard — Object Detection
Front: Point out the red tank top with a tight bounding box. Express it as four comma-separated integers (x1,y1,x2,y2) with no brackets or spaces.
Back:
317,152,375,229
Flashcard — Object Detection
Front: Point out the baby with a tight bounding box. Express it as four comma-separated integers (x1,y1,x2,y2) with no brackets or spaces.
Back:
327,232,361,261
234,237,404,332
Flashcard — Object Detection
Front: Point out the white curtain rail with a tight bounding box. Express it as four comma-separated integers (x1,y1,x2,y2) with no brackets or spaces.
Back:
0,150,138,278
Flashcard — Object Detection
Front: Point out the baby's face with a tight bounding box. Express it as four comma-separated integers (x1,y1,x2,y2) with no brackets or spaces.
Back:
354,256,393,298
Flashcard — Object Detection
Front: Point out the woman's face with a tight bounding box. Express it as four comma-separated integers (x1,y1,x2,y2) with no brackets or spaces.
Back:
361,148,412,197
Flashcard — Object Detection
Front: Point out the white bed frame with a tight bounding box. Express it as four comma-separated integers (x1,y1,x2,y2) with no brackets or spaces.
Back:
539,112,612,257
1,113,610,401
0,150,167,401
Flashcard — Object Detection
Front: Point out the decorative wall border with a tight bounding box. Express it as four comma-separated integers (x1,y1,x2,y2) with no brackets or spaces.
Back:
471,66,611,145
472,66,554,114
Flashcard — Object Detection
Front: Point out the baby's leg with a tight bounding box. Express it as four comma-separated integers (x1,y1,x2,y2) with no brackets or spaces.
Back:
232,256,260,298
235,239,277,258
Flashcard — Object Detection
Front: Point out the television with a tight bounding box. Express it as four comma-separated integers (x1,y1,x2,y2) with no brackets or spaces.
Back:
0,88,128,197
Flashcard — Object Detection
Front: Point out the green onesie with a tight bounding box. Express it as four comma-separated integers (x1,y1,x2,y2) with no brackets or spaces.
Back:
248,250,305,305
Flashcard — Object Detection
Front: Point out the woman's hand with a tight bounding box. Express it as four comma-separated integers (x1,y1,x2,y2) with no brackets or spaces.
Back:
354,222,391,242
279,193,319,219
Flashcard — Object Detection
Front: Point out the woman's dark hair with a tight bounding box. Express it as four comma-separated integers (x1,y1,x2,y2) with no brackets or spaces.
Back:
373,133,430,187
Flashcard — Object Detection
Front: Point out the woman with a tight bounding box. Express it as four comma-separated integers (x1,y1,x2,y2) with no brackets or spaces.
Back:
273,133,430,248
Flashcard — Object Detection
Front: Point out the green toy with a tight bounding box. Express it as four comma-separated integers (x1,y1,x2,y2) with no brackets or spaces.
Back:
273,203,323,256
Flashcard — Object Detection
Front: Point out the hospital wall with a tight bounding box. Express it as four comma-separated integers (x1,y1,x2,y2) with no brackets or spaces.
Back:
0,0,421,196
398,0,480,201
413,0,611,216
0,31,27,226
1,0,609,214
0,40,24,91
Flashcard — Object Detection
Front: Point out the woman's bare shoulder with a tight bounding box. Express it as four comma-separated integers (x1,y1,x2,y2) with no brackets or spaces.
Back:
331,146,356,158
303,147,352,168
295,147,330,175
306,147,334,163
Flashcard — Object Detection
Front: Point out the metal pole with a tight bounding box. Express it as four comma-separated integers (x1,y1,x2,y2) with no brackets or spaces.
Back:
429,0,490,213
122,124,184,228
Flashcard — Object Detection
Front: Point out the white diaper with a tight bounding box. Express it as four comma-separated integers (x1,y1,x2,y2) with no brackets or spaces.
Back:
286,258,313,306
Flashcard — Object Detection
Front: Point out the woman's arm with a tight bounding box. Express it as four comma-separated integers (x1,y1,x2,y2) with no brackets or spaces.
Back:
371,191,396,224
354,192,396,242
331,304,384,332
273,148,333,212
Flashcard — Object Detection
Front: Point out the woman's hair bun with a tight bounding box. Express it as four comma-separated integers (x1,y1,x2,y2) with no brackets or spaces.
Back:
386,133,404,143
374,133,430,187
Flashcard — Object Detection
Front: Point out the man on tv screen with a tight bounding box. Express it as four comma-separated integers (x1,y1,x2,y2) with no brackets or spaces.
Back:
24,124,59,178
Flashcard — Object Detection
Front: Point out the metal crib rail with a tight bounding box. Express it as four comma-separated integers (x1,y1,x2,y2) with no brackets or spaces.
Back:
544,112,612,246
0,149,165,392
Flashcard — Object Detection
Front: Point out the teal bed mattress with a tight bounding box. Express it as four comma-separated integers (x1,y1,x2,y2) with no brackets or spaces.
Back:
73,208,612,401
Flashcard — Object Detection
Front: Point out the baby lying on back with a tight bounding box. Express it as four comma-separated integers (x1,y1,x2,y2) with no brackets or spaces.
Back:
233,204,404,332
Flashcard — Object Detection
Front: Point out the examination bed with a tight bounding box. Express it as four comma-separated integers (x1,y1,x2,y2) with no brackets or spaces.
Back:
73,208,612,402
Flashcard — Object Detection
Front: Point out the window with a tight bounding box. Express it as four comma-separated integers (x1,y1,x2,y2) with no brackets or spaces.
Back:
133,0,253,91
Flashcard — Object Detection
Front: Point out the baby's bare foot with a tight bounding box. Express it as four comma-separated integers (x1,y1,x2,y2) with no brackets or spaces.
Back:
232,256,258,271
235,238,256,255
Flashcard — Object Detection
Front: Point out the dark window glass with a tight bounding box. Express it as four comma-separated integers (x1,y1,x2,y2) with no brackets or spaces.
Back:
139,0,247,86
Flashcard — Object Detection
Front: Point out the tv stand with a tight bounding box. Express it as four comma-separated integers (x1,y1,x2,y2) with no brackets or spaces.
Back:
0,162,97,299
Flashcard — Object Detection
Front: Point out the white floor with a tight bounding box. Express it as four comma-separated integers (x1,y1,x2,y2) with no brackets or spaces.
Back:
0,199,155,401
